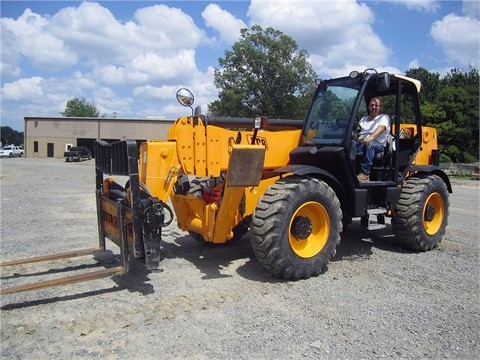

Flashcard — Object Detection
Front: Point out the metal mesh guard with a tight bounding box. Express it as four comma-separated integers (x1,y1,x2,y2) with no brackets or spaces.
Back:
94,140,138,175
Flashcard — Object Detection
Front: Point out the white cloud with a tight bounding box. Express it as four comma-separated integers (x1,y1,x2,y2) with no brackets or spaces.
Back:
92,49,199,87
1,2,206,77
1,8,77,72
92,88,133,117
383,0,440,12
47,2,204,65
47,2,128,64
0,27,21,78
408,59,421,69
247,0,392,76
202,4,247,44
1,76,44,101
133,4,204,50
431,13,480,67
131,50,197,80
133,84,178,100
0,75,80,120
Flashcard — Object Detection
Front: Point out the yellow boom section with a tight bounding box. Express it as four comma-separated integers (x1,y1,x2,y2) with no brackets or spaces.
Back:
141,115,302,198
138,115,302,243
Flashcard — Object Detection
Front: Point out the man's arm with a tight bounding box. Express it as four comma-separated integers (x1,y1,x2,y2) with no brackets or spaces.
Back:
363,125,386,145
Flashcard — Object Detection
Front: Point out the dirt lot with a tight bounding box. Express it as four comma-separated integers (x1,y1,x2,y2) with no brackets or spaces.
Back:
1,158,479,359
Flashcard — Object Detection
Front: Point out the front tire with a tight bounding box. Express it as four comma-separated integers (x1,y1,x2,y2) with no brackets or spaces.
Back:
251,176,342,280
393,174,449,251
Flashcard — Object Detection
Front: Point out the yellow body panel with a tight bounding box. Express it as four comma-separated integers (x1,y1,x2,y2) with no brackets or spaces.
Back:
243,176,281,215
138,116,302,243
139,141,179,203
165,116,302,177
415,126,438,166
394,124,438,166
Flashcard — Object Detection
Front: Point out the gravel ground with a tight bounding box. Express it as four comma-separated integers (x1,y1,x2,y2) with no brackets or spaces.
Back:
1,157,479,359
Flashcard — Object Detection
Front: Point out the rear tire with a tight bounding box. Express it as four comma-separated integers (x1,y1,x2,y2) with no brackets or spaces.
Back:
393,174,449,251
251,176,342,280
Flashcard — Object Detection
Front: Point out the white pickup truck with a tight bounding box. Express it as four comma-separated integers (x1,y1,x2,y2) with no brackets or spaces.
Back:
0,145,24,158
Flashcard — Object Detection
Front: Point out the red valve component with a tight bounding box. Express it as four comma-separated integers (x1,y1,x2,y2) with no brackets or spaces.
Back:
203,189,221,203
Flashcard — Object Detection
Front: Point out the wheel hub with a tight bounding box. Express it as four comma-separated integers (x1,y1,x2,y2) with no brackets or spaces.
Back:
424,204,435,222
291,216,312,240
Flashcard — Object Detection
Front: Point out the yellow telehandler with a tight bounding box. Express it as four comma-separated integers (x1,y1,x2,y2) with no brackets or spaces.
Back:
1,69,451,293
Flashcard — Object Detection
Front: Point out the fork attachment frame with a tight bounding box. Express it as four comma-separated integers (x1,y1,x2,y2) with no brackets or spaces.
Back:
0,197,129,295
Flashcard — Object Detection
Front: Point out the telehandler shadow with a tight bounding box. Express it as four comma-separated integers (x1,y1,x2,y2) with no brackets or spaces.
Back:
0,250,155,310
161,234,273,282
332,222,410,263
160,222,410,284
1,223,411,309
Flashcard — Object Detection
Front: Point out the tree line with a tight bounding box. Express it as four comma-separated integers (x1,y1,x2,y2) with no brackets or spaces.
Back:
406,67,479,163
0,126,24,147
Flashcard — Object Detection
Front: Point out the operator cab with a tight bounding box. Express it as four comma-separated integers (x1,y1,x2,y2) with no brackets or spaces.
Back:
298,69,423,187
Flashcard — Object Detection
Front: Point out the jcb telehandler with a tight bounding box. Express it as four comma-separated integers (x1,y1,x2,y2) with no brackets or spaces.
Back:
0,69,451,294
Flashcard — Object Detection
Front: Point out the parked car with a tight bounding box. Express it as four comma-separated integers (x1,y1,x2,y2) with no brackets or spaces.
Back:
0,145,23,158
64,146,92,162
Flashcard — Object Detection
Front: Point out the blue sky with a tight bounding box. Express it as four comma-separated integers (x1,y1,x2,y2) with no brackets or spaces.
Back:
1,1,479,131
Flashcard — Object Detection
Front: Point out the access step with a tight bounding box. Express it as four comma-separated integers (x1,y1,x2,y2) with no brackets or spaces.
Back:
361,207,388,230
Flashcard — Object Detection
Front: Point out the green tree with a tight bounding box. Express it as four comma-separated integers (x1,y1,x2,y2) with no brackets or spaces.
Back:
209,25,317,120
61,97,100,117
407,67,444,126
408,66,479,163
441,67,479,162
406,67,441,103
1,126,24,146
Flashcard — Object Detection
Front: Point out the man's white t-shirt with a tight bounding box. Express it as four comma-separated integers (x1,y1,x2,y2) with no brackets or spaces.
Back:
359,114,390,146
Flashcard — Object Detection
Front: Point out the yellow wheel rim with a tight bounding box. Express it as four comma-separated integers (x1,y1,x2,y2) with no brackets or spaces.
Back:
289,201,330,258
423,192,444,235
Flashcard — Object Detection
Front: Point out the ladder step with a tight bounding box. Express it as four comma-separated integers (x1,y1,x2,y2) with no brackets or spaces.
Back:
361,208,387,231
368,223,386,231
367,207,387,215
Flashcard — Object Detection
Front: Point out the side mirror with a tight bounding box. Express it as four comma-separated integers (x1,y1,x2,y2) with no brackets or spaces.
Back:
378,72,390,91
176,88,195,107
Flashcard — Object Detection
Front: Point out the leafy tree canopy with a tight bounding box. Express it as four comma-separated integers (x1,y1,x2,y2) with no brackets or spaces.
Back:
209,25,317,120
408,66,479,163
61,97,100,117
1,126,24,146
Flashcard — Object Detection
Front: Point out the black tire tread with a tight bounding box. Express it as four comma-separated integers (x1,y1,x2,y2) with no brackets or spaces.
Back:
393,174,449,251
251,176,342,280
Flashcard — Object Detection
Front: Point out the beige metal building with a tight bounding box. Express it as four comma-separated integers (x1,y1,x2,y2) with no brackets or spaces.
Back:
23,117,174,158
